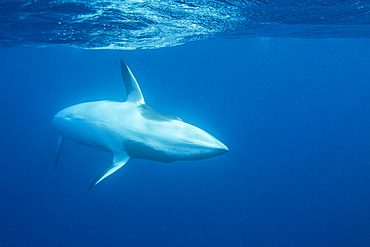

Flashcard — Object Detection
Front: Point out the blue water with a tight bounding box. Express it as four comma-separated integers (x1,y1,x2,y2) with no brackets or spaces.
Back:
1,0,370,49
1,1,370,247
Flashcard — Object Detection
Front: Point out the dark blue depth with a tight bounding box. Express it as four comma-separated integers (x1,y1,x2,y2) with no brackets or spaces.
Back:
0,38,369,246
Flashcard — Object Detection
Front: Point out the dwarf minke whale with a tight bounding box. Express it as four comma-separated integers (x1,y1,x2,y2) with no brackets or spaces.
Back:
52,60,228,190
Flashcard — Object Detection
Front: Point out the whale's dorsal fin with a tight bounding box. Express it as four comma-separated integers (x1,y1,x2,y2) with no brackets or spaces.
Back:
120,60,145,104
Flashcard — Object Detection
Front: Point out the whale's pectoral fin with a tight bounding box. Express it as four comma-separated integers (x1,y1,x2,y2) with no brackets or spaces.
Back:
55,135,65,171
89,153,131,191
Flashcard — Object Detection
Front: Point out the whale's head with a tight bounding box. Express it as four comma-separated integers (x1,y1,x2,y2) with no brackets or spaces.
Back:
122,104,228,162
170,120,229,161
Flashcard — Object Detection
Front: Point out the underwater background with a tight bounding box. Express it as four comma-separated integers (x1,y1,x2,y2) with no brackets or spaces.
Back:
1,1,370,246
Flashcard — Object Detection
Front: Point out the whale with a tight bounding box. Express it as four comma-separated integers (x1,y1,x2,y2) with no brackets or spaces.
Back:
52,60,228,190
